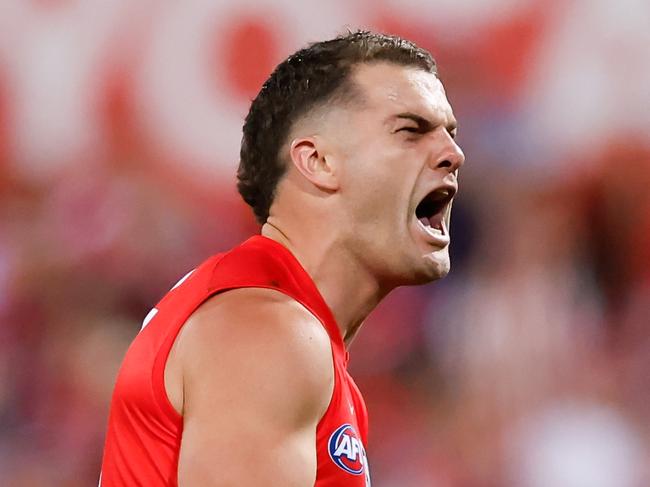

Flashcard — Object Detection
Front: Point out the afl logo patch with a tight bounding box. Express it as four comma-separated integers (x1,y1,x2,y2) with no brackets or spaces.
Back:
328,423,367,475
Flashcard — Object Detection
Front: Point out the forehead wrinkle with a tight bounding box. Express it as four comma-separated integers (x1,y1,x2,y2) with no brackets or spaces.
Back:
384,94,457,131
369,71,455,128
349,63,458,132
410,76,455,126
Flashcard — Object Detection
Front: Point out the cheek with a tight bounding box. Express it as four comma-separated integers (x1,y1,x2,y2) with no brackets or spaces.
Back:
341,146,415,221
350,184,407,236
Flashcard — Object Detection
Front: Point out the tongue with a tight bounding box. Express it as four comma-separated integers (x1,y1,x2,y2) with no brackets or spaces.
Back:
418,216,431,228
428,212,444,232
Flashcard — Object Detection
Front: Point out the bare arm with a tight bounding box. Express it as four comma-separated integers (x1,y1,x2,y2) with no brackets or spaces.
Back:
175,288,334,486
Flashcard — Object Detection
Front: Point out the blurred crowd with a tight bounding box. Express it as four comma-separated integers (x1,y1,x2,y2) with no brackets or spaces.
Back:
1,0,648,486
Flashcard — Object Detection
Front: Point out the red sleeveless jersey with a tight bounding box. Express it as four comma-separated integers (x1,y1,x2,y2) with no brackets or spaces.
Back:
100,236,371,486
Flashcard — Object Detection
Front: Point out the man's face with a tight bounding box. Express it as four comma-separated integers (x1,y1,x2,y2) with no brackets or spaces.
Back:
325,62,464,285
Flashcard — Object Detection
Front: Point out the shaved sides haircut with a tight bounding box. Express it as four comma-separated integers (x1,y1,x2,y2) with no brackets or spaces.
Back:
237,30,437,223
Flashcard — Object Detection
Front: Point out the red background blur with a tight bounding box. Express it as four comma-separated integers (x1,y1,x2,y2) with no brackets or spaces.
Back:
1,1,648,486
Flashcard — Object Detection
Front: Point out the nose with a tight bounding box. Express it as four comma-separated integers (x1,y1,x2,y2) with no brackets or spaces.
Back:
431,131,465,174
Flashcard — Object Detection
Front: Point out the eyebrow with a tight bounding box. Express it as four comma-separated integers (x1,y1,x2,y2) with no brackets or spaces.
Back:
395,112,458,134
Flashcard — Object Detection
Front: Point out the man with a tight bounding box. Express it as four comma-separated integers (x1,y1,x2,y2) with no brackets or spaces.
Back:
100,30,463,486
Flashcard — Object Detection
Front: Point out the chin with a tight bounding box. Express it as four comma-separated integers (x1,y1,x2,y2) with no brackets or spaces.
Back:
376,239,452,287
417,249,451,283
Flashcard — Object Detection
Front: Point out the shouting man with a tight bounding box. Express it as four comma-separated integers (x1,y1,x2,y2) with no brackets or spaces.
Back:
100,30,464,486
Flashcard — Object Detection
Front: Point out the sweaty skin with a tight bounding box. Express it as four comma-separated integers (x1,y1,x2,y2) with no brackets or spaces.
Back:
166,61,464,485
267,61,464,340
169,288,333,486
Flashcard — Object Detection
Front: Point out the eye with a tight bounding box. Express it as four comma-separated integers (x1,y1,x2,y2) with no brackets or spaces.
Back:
396,126,419,133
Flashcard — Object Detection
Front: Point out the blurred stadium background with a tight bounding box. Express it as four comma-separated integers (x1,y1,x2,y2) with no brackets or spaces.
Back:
0,0,649,485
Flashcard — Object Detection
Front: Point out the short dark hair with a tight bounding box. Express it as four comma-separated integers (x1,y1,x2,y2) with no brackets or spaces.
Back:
237,30,437,224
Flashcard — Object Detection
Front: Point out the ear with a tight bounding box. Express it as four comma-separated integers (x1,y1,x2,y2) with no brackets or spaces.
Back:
288,136,339,192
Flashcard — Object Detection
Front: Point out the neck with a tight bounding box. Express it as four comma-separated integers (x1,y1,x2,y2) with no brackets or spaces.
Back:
261,220,391,346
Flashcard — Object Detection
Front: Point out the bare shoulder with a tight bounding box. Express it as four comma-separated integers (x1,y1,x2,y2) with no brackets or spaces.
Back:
174,288,335,485
177,287,334,421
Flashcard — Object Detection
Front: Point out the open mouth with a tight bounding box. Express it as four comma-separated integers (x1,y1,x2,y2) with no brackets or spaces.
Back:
415,186,456,242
